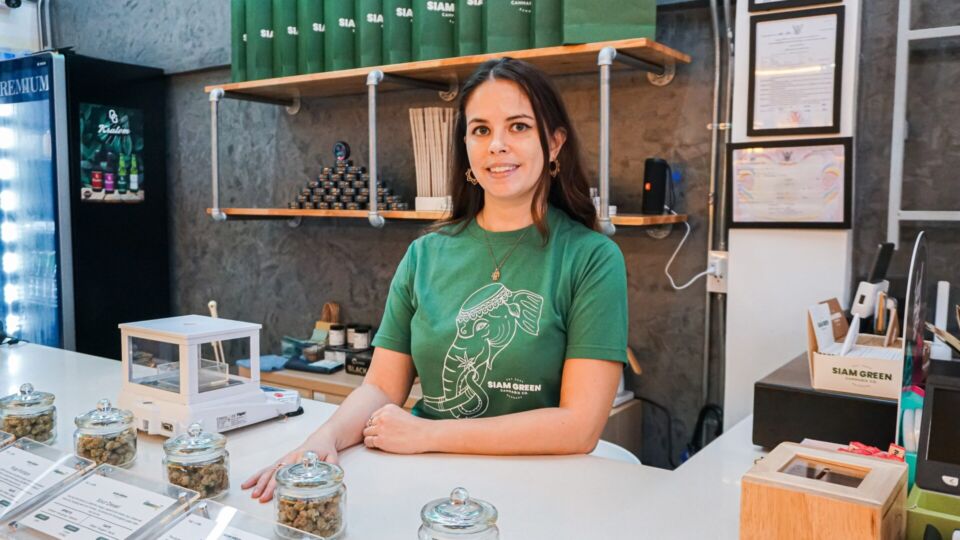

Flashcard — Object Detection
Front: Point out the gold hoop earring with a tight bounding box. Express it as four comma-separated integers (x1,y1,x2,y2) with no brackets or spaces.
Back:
465,168,479,185
549,159,560,178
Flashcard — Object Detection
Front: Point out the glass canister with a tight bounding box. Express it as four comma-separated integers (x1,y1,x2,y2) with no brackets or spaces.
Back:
73,398,137,466
0,383,56,444
275,451,346,539
162,422,230,499
419,488,499,540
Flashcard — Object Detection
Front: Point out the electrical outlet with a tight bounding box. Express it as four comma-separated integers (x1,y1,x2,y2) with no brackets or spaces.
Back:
707,250,728,293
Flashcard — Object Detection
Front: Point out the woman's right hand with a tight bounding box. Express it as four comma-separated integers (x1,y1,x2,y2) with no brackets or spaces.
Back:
240,433,339,503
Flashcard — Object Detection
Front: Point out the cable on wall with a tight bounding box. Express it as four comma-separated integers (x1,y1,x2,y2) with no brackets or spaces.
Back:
664,212,719,290
659,173,720,291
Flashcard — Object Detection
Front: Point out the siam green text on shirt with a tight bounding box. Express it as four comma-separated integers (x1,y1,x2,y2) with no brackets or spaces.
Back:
372,205,628,420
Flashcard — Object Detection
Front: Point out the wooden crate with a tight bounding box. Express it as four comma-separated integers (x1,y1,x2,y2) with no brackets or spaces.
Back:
741,443,908,540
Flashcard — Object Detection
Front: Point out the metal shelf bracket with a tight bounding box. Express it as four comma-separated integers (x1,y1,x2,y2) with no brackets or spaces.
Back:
597,48,617,236
209,87,301,222
221,90,299,111
379,72,459,101
597,46,677,236
285,95,301,115
367,70,387,229
366,70,460,228
647,60,676,86
209,88,228,222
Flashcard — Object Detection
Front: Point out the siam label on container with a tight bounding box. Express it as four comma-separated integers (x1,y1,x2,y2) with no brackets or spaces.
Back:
0,446,76,518
159,514,271,540
19,473,176,540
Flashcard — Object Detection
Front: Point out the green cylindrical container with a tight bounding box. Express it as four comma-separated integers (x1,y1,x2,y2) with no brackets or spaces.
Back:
231,0,247,81
297,0,325,74
273,0,299,77
562,0,656,44
455,0,482,56
382,0,412,64
246,0,274,80
532,0,560,48
412,0,455,61
325,0,357,71
483,0,530,53
356,0,383,67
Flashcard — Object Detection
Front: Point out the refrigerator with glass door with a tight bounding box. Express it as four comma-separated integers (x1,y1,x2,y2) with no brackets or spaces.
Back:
0,52,170,359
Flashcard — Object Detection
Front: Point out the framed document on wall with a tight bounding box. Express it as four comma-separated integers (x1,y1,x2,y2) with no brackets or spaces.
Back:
748,0,839,13
728,138,852,229
747,6,844,136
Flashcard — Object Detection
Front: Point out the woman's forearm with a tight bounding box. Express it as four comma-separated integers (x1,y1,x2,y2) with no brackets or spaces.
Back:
311,383,393,451
428,407,602,455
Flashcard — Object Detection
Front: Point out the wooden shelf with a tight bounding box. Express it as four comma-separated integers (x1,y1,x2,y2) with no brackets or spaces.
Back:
204,38,691,101
205,207,687,227
611,213,687,226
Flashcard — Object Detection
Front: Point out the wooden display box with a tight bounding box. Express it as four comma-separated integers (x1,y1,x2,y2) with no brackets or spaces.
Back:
741,442,907,540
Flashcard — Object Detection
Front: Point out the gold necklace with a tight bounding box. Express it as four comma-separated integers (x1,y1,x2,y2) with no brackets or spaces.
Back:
478,216,531,282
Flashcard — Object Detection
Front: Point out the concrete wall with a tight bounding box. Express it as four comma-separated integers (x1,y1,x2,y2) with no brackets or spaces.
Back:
53,0,229,74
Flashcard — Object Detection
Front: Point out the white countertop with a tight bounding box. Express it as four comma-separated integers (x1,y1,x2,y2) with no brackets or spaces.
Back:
0,344,763,539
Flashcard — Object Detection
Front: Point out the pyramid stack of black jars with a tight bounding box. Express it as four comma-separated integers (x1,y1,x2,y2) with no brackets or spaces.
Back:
289,141,408,212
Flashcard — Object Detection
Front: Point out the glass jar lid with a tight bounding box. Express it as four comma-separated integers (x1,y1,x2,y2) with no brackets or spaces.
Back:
74,399,133,433
276,451,344,491
0,383,55,414
421,488,498,534
163,422,225,459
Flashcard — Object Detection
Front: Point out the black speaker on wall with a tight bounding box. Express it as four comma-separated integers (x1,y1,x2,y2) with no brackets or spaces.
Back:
641,158,670,215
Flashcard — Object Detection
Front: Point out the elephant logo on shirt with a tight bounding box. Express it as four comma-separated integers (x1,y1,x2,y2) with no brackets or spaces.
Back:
422,283,544,418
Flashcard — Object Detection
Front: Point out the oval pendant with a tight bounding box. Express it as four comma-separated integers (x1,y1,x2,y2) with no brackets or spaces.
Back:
491,268,500,282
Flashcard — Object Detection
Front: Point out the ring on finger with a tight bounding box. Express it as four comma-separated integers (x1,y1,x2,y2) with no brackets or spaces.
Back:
366,417,375,428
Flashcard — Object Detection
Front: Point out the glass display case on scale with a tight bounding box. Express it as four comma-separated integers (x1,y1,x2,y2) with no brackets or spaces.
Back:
118,315,301,437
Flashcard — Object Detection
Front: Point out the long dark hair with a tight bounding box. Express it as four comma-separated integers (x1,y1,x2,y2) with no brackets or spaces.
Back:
433,58,596,238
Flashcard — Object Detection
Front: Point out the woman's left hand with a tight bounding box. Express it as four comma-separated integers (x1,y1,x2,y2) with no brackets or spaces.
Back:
362,404,435,454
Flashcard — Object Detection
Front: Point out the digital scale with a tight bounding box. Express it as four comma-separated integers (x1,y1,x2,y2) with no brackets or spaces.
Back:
117,315,301,437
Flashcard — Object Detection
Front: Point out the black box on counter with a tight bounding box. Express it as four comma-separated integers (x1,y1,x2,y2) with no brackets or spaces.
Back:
346,349,373,376
753,354,898,450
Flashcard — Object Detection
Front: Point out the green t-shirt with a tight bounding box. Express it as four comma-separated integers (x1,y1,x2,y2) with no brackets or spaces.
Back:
372,205,628,419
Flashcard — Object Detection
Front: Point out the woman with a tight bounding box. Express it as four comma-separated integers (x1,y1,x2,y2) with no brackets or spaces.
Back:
243,58,628,503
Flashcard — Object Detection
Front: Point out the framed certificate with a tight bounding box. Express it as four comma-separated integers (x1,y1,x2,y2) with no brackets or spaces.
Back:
748,6,844,136
749,0,839,13
728,138,852,229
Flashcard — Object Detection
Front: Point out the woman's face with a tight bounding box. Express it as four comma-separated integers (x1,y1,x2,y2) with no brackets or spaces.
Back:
464,78,564,205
